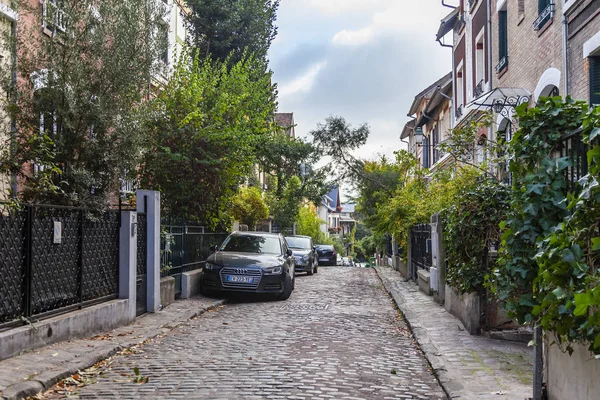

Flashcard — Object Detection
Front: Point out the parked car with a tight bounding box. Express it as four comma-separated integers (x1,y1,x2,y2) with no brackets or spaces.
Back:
342,257,353,267
285,235,318,275
315,244,337,266
200,232,295,300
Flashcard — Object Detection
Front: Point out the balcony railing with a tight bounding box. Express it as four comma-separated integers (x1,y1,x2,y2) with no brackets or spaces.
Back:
474,80,485,97
533,3,554,31
495,55,508,73
455,105,463,119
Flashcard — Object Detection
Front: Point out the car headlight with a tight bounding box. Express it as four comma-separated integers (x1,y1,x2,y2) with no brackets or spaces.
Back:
205,262,221,271
301,255,310,262
263,265,283,275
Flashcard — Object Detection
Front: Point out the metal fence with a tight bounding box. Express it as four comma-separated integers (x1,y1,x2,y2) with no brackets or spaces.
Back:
0,204,120,329
411,223,432,282
556,128,589,193
160,224,228,297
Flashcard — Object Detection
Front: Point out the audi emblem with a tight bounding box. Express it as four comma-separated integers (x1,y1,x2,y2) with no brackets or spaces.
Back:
235,268,248,274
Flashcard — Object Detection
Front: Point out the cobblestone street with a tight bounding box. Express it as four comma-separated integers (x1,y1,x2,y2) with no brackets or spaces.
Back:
53,267,446,399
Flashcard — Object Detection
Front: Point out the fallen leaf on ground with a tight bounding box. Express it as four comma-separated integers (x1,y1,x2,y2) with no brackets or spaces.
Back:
51,353,59,357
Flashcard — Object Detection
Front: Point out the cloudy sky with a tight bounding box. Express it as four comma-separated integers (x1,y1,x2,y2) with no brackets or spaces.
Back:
268,0,453,160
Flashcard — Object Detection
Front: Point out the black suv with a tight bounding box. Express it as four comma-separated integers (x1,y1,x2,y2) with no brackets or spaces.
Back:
315,244,336,266
285,235,318,275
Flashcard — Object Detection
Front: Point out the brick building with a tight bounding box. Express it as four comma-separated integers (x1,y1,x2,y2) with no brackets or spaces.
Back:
564,0,600,103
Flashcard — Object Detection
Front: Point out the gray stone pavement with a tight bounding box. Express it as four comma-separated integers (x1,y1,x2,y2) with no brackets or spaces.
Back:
34,267,445,399
375,266,533,400
0,296,225,400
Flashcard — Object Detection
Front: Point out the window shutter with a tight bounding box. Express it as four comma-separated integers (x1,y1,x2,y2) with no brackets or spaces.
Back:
499,11,507,59
590,56,600,105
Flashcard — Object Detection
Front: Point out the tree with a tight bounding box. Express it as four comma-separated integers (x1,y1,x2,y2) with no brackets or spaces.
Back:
186,0,279,65
295,205,325,243
139,51,276,229
231,186,269,229
0,0,166,208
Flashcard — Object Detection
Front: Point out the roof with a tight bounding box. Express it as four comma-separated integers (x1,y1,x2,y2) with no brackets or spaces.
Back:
401,119,416,140
341,203,355,213
416,75,453,128
407,72,453,117
436,8,459,41
324,186,342,212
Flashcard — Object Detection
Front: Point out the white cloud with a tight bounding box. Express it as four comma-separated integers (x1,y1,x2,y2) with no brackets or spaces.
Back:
277,61,327,99
331,1,449,47
332,27,374,46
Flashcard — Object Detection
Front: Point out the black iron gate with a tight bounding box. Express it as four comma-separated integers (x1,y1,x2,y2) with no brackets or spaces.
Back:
161,224,228,297
411,223,432,282
136,212,147,316
0,204,120,329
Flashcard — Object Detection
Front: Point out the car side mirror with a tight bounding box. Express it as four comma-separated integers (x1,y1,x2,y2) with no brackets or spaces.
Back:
213,245,219,252
286,249,293,257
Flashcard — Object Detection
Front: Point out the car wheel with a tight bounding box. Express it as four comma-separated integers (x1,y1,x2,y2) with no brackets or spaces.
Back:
278,273,293,301
314,265,318,273
307,265,314,275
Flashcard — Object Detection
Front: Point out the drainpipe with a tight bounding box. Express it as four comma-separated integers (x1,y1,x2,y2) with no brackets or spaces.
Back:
442,0,457,9
439,1,457,128
562,9,569,95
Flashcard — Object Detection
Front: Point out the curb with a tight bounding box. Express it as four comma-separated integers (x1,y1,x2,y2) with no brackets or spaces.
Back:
0,299,226,400
373,267,453,400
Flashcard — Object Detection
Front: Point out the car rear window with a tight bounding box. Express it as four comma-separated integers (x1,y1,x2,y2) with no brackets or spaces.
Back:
220,235,281,254
285,237,311,249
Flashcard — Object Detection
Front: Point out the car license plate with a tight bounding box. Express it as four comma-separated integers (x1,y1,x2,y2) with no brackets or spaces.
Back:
319,258,328,262
226,275,254,283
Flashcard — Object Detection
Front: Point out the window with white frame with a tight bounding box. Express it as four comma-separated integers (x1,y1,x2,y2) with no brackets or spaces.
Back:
475,30,485,96
43,0,66,33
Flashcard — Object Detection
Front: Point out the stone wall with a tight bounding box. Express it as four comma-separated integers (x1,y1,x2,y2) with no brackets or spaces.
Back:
546,338,600,400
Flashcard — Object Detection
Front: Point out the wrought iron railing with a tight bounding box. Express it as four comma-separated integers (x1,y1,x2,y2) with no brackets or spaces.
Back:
0,204,119,329
411,223,432,282
475,80,485,97
533,3,554,31
495,55,508,73
455,105,463,119
160,223,228,296
556,128,590,193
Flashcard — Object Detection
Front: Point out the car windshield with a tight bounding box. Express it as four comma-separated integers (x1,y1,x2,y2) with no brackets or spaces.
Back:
286,237,311,250
317,245,334,251
220,235,281,254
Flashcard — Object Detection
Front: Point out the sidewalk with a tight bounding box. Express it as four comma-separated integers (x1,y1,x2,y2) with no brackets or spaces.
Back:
375,266,533,400
0,296,225,400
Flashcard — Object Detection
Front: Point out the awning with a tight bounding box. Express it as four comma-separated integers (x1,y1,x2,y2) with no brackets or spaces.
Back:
436,8,459,41
467,87,531,115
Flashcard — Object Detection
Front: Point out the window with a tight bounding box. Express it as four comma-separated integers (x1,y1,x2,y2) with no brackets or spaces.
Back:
456,64,464,118
432,124,440,164
423,137,430,169
475,31,485,96
43,0,66,33
518,0,525,17
533,0,554,31
496,10,508,73
590,56,600,105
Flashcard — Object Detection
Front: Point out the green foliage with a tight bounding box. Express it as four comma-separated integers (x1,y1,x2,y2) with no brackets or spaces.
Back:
493,97,588,327
1,0,165,207
295,205,326,243
186,0,279,66
231,186,269,229
443,178,510,293
258,131,330,222
140,50,276,229
530,104,600,354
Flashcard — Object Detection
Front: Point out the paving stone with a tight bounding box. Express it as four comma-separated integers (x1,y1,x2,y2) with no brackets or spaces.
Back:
376,266,534,400
32,267,445,399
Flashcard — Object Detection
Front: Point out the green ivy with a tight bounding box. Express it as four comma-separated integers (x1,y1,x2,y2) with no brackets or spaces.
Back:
443,178,510,293
492,97,598,350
